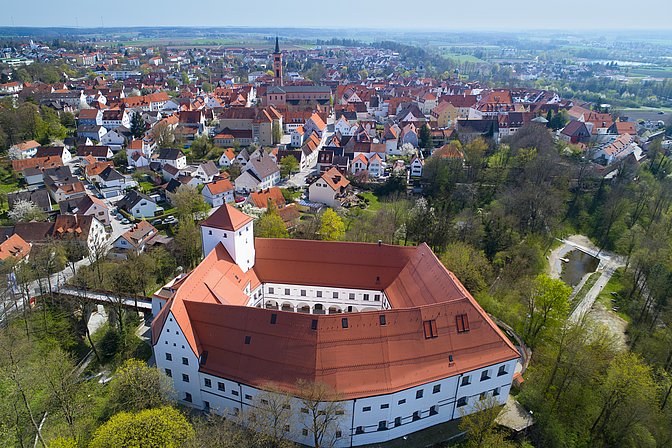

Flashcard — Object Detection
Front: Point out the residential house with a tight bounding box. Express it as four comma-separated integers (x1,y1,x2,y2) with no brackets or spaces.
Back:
77,124,107,141
304,113,327,139
218,148,236,167
85,161,114,183
308,166,350,207
8,189,52,212
101,109,130,129
116,190,161,219
59,194,110,226
43,166,86,202
35,146,72,164
247,187,286,210
100,127,131,151
8,140,40,160
593,134,642,166
410,156,424,177
0,234,31,262
202,178,235,207
77,145,113,161
193,161,220,184
157,148,187,169
456,119,500,143
560,121,591,144
109,220,159,259
52,214,107,255
291,126,306,148
234,152,280,193
351,153,384,178
77,109,103,126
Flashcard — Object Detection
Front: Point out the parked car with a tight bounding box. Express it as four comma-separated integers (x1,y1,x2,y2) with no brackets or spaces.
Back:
152,219,163,226
115,214,123,220
164,216,177,224
121,219,130,225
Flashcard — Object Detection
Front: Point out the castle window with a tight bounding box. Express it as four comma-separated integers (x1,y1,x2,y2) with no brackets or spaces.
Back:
481,370,491,381
244,336,251,345
461,376,471,386
268,287,274,294
381,403,389,409
301,289,306,296
433,384,441,394
165,368,172,377
493,387,501,396
311,320,318,330
377,421,387,431
457,397,467,407
341,318,348,329
218,382,225,391
333,292,338,299
185,392,192,402
429,405,439,416
363,294,369,301
398,399,406,405
498,365,508,377
394,417,402,427
349,293,355,300
182,374,189,383
416,389,424,399
355,426,364,434
270,314,277,324
379,315,386,325
204,378,211,388
363,406,371,412
412,411,421,421
165,353,172,361
182,357,188,365
316,291,322,298
284,288,290,295
423,320,438,339
456,314,470,333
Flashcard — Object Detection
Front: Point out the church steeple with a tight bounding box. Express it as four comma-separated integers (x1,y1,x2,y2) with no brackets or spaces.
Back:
272,36,283,86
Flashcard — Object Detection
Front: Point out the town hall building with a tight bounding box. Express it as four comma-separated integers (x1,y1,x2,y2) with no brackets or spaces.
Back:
151,204,520,447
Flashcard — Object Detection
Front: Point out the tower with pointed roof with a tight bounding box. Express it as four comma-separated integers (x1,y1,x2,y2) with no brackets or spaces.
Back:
200,204,255,272
272,36,283,87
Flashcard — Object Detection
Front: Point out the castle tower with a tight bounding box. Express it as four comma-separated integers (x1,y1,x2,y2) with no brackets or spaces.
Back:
200,204,255,272
272,36,283,86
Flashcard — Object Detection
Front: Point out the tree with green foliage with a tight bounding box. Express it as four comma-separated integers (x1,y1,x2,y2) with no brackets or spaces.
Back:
441,242,493,294
90,407,194,448
190,135,213,160
112,149,128,168
172,185,210,222
319,209,345,241
255,205,289,239
174,219,202,269
279,155,299,178
107,359,176,415
419,124,433,149
272,120,282,145
523,274,572,347
130,112,145,139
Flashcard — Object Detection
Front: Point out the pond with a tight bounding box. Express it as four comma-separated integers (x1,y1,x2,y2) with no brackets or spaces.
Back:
561,249,600,287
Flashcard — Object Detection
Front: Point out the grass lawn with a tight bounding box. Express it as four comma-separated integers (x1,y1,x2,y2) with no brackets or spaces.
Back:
359,191,381,212
596,268,631,323
0,159,21,198
139,181,155,192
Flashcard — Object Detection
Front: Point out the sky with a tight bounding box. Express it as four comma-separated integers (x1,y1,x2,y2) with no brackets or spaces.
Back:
3,0,672,30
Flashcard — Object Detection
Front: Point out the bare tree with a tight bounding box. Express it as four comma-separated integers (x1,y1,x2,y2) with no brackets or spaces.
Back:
243,385,297,447
296,380,345,448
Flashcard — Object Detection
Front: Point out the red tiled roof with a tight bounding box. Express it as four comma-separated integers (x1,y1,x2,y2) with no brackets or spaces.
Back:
201,203,253,231
155,238,520,400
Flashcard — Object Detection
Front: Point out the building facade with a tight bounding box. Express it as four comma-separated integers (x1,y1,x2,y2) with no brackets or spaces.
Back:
152,205,520,447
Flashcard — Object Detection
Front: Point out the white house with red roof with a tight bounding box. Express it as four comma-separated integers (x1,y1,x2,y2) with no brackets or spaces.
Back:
202,178,235,207
309,167,351,207
151,205,520,447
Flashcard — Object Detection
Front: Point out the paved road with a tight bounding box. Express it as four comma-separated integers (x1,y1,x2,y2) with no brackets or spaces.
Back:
554,236,626,322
